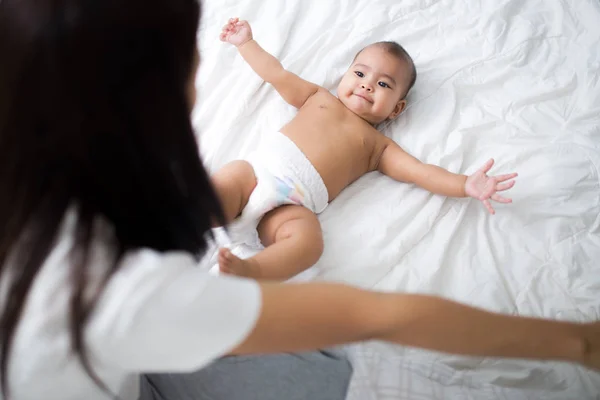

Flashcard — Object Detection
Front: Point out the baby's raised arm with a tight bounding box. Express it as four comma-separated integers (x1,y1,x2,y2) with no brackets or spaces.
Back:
220,18,320,109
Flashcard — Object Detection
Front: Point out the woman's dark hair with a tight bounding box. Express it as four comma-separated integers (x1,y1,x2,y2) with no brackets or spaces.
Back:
0,0,223,396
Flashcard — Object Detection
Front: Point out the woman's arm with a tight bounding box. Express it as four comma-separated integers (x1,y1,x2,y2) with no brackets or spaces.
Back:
232,282,589,367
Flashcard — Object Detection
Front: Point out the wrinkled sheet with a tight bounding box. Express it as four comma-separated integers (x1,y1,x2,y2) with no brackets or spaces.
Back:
194,0,600,398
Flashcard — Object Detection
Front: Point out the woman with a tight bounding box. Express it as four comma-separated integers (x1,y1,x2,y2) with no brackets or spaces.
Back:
0,0,597,399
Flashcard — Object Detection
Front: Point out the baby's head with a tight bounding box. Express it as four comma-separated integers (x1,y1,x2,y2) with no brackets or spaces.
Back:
337,41,416,124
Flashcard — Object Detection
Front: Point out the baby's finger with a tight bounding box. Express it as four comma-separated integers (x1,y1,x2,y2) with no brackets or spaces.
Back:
496,180,515,191
478,158,495,174
491,193,512,204
495,172,518,182
483,199,495,215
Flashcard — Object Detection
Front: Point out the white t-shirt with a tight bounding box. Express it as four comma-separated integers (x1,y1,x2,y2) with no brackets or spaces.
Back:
2,212,262,400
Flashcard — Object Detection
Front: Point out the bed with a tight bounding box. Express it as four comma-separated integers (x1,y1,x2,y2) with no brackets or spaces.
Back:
193,0,600,398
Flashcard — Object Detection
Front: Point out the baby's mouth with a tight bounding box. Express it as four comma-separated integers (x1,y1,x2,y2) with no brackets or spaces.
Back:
353,92,373,103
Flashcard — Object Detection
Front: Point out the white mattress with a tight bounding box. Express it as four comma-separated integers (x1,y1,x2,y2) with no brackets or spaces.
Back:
194,0,600,398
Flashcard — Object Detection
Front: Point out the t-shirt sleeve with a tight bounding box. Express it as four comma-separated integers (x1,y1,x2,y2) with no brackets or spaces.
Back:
86,248,262,372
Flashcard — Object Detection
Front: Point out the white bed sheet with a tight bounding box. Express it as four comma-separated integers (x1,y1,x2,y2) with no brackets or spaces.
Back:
194,0,600,398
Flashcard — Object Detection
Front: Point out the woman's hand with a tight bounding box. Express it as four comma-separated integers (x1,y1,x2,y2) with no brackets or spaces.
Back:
583,322,600,371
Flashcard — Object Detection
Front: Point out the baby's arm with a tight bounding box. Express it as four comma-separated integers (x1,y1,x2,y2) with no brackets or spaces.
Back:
378,140,467,197
220,18,320,109
378,140,517,214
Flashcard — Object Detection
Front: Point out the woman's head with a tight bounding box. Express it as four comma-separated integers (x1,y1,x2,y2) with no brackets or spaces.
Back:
0,0,220,395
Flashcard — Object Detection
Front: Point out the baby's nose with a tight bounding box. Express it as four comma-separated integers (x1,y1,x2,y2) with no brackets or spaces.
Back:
361,84,372,92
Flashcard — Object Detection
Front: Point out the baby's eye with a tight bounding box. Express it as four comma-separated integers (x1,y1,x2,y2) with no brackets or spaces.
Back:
354,71,364,78
378,81,390,88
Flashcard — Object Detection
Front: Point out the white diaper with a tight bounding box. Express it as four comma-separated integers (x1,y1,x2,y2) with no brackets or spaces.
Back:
208,132,328,274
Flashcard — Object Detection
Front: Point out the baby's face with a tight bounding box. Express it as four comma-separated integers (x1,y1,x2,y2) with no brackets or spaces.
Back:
337,46,408,124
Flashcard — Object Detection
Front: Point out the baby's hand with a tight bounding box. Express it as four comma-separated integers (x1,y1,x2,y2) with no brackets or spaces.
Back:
219,18,252,47
465,158,517,215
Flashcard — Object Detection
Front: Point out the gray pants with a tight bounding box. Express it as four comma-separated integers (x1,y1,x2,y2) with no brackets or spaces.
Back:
139,349,353,400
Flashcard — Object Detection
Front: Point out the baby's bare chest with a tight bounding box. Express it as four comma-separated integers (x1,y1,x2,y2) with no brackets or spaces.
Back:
281,96,382,158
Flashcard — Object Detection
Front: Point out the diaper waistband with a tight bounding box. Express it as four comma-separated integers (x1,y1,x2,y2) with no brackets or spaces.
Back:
253,132,329,213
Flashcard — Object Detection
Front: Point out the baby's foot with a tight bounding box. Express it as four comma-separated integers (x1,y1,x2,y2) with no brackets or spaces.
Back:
218,248,260,279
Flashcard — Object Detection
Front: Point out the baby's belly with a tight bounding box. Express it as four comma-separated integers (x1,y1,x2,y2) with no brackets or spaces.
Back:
316,164,366,201
280,129,374,201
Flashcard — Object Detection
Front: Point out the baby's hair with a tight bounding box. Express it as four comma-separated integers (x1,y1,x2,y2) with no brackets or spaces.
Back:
355,41,417,98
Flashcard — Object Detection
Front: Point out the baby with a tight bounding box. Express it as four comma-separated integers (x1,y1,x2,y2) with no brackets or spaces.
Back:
213,18,517,280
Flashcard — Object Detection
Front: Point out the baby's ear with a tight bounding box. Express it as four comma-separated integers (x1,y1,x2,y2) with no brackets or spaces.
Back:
388,99,407,120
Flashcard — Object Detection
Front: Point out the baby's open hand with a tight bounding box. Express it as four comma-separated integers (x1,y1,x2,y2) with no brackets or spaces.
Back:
465,158,517,215
219,18,252,47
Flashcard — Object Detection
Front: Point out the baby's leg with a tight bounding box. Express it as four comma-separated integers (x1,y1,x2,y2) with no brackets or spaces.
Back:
219,205,323,280
211,160,257,223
